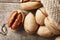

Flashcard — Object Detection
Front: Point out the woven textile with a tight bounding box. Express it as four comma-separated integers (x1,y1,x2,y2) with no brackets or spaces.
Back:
41,0,60,24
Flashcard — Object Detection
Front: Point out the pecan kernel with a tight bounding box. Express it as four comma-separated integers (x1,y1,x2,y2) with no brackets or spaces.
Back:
8,10,24,30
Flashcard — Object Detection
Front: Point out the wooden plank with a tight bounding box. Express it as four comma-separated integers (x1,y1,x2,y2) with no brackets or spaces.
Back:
0,0,20,3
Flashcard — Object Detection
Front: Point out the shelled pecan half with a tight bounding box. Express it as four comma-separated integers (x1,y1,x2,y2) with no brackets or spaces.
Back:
7,10,24,30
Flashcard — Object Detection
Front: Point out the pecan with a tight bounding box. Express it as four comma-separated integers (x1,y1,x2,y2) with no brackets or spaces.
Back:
8,10,24,30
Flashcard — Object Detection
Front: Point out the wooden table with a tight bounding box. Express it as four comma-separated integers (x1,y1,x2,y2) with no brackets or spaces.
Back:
0,0,57,40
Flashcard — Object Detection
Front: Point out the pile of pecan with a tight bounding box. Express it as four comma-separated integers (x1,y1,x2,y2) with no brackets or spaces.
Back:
8,0,60,38
7,0,42,30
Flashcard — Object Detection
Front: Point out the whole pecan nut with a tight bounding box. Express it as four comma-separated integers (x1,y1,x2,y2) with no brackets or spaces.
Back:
8,10,24,30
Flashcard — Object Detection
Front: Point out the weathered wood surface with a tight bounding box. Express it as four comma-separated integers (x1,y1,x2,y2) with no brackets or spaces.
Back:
0,0,20,3
0,0,58,40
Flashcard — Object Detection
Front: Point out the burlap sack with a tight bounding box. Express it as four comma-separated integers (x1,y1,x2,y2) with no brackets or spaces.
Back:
41,0,60,34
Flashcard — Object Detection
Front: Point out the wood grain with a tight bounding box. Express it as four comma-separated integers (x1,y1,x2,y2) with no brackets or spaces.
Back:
0,0,20,3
